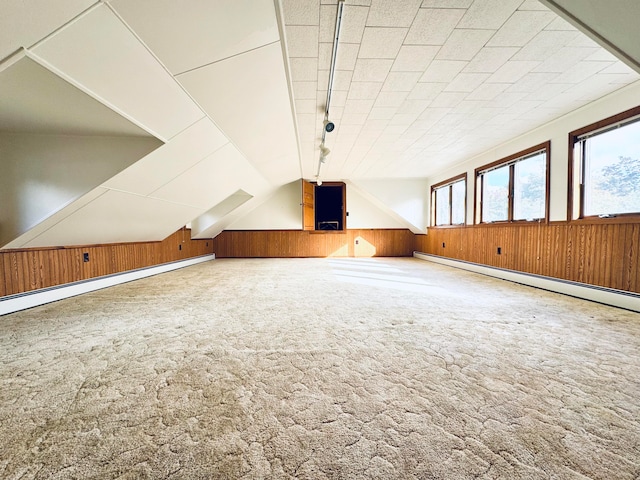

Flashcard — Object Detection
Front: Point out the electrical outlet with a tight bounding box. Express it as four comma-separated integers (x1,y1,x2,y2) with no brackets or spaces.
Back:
83,252,89,262
442,242,445,248
497,247,502,255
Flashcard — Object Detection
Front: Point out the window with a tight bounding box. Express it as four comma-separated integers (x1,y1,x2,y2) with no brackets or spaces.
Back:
475,142,550,223
431,174,467,226
569,107,640,219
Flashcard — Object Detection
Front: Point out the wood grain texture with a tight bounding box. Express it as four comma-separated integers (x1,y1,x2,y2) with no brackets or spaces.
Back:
0,228,213,297
213,229,416,259
416,223,640,294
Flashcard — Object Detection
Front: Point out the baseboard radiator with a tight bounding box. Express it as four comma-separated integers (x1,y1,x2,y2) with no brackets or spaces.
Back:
414,252,640,313
0,254,215,316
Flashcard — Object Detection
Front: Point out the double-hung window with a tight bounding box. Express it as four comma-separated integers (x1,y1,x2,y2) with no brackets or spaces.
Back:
431,173,466,226
476,142,550,223
569,107,640,219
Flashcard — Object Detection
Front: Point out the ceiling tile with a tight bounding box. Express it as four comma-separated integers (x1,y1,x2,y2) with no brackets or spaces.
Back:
429,91,467,108
290,58,319,81
510,30,580,61
382,72,422,91
391,45,440,72
111,0,279,74
333,43,360,70
518,0,550,10
420,60,467,82
436,29,495,61
283,0,320,25
286,26,319,57
544,16,576,31
340,5,369,43
408,82,446,100
486,61,540,83
549,61,609,84
373,91,410,107
367,0,422,27
341,113,369,125
445,73,490,92
390,112,420,126
504,72,558,93
523,82,571,101
405,8,466,45
457,0,521,30
368,107,398,120
348,82,383,99
463,47,518,73
532,47,598,73
465,82,508,101
397,99,431,114
344,98,375,113
319,5,336,42
352,58,394,81
319,69,354,90
358,27,408,59
420,0,473,7
487,11,556,47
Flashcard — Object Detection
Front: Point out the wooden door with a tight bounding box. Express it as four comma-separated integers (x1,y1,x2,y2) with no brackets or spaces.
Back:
302,179,315,230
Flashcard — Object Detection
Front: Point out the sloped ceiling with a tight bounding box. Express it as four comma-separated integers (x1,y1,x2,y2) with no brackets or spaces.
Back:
283,0,639,181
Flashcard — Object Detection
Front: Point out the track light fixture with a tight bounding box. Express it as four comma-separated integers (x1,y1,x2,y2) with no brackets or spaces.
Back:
316,0,344,183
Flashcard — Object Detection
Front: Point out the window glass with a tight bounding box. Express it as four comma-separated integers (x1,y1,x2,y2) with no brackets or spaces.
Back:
482,165,509,222
583,121,640,216
435,187,449,226
451,180,465,225
513,152,546,220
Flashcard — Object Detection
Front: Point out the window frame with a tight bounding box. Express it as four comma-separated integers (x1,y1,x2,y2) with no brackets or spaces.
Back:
568,106,640,222
474,141,551,225
430,173,467,227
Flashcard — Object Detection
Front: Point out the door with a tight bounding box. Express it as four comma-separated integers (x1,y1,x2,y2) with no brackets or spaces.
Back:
302,179,315,230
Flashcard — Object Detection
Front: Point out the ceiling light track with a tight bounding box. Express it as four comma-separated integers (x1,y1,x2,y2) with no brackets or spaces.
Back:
316,0,344,185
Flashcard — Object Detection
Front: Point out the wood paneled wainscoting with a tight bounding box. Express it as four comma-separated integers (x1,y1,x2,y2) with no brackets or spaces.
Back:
213,229,415,258
0,228,213,297
414,222,640,294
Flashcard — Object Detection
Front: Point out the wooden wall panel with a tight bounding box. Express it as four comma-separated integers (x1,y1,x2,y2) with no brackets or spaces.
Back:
213,229,415,259
0,227,213,297
416,223,640,294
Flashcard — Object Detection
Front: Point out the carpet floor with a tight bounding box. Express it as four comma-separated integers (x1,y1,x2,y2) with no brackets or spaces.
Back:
1,257,639,479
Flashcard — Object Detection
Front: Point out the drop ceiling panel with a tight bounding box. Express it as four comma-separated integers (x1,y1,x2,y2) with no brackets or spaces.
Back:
150,143,268,209
0,0,94,60
103,118,229,196
110,0,280,75
177,42,299,184
405,9,466,45
23,190,202,247
31,4,204,140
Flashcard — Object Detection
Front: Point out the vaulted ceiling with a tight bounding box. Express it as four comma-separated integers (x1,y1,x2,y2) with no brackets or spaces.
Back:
0,0,638,248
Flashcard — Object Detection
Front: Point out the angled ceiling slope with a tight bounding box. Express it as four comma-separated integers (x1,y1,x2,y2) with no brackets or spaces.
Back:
282,0,639,181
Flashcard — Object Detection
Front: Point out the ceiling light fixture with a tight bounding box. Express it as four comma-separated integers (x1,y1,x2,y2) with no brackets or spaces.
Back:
316,0,344,185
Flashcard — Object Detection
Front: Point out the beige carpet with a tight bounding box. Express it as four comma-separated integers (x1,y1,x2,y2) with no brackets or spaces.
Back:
1,257,639,479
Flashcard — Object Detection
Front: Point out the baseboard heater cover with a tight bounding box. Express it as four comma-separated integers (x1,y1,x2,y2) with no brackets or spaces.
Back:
0,254,215,316
413,252,640,313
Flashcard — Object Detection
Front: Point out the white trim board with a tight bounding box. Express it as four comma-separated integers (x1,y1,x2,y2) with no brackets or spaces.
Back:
413,252,640,313
0,254,215,316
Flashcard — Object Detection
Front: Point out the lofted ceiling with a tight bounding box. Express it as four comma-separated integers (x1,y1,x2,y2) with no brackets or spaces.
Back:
284,0,639,180
1,0,639,248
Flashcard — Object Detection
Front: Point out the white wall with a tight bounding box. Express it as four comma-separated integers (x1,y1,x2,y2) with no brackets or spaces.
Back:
426,80,640,224
346,184,408,229
0,132,161,247
228,180,302,230
349,179,429,233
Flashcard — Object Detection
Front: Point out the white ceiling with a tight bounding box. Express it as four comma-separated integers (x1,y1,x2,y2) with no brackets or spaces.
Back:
283,0,639,180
